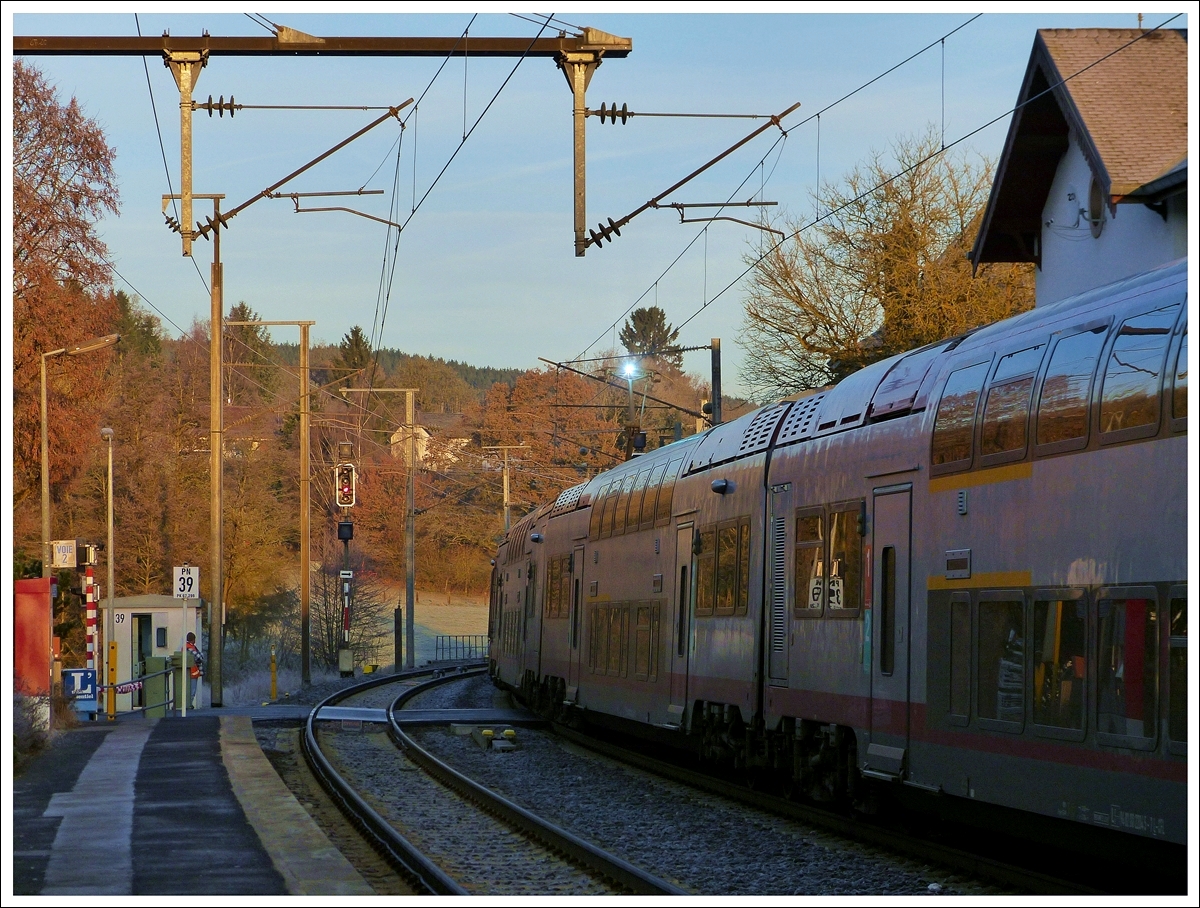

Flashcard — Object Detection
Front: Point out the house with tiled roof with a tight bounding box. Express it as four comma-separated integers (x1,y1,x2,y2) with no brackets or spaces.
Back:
971,28,1187,306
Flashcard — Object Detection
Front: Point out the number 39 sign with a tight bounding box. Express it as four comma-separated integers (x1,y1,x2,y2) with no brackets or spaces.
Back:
174,565,199,599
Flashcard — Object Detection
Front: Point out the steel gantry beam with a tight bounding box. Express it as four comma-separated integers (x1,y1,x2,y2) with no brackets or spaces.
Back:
15,26,631,258
14,29,633,58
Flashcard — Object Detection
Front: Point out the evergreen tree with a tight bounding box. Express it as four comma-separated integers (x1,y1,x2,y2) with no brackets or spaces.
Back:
333,325,373,385
619,306,682,371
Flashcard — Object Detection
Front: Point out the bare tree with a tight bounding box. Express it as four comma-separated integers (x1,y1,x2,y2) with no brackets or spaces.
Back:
739,128,1034,400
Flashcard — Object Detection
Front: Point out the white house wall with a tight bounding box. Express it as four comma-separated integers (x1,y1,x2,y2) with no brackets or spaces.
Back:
1038,140,1185,306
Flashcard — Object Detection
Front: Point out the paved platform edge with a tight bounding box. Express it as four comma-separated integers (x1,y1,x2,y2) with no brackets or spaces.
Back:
219,716,374,895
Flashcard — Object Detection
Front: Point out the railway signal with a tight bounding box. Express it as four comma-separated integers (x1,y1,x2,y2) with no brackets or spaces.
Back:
336,463,357,507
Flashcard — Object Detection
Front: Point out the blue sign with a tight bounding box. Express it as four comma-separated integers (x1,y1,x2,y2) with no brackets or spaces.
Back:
63,671,97,705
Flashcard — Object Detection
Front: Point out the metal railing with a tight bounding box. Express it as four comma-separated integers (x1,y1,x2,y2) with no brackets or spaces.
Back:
434,635,489,663
100,664,176,716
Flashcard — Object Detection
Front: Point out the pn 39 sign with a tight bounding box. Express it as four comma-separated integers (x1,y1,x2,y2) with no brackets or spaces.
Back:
174,564,199,599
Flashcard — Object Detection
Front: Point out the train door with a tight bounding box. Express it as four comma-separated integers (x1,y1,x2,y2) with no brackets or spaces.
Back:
866,485,912,780
566,545,585,699
668,523,695,727
767,483,792,685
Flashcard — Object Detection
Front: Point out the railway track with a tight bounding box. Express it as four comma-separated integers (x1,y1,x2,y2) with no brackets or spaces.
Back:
546,722,1104,895
398,673,1008,895
300,666,685,895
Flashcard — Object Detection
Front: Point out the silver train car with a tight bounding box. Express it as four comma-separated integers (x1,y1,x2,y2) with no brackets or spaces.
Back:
489,258,1188,845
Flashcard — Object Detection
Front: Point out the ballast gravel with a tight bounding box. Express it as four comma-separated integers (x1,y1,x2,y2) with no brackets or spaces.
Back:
316,680,616,895
401,674,1005,896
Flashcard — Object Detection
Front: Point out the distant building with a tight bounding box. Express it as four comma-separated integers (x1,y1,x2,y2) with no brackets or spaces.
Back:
971,28,1187,306
390,412,472,469
390,424,432,466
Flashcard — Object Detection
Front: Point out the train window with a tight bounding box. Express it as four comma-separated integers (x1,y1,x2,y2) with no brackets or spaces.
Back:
561,557,573,619
634,604,660,681
608,606,629,677
1168,589,1186,750
1097,591,1159,746
981,345,1044,462
736,517,751,616
589,605,606,671
977,595,1025,728
879,547,895,675
949,593,971,723
1099,305,1179,441
1035,326,1107,452
981,377,1035,457
640,464,668,531
1172,330,1187,426
546,557,561,618
589,482,609,540
716,521,739,616
626,469,652,531
931,363,989,471
1032,593,1087,732
828,506,863,613
794,510,824,617
598,486,616,539
656,459,684,525
613,473,638,535
695,528,716,616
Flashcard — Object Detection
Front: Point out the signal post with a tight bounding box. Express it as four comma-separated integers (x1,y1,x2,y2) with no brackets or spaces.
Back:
335,443,357,676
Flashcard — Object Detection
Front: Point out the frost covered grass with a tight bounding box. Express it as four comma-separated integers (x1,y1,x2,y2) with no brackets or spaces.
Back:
219,667,378,706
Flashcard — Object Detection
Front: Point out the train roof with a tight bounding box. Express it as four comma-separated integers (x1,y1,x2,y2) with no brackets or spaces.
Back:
522,257,1188,504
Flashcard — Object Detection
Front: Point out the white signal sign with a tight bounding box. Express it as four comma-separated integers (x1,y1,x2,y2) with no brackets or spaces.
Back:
51,539,77,569
174,564,200,599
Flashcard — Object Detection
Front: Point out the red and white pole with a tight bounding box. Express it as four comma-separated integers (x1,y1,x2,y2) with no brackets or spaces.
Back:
85,566,97,672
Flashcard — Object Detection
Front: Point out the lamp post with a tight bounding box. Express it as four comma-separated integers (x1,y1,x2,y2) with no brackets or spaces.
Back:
40,334,120,578
101,427,115,717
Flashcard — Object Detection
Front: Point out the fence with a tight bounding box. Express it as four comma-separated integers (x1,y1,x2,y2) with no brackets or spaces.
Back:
435,635,489,663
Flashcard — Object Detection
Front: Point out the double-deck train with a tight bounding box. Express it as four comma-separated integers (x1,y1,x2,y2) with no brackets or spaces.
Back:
488,258,1188,845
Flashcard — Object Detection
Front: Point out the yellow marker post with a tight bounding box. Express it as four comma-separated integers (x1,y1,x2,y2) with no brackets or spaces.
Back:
270,644,277,702
107,640,117,720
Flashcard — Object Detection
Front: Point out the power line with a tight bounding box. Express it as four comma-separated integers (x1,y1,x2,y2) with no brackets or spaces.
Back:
365,15,479,386
368,15,555,394
671,14,1185,338
569,13,986,364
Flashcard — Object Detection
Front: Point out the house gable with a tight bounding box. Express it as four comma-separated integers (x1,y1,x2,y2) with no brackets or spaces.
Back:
971,28,1188,304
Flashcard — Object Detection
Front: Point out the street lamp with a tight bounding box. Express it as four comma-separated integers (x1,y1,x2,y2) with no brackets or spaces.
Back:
101,427,115,718
40,334,120,577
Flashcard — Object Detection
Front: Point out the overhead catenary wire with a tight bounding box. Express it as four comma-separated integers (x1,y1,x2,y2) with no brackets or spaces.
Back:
367,14,555,395
669,14,1184,339
571,13,986,364
364,15,478,386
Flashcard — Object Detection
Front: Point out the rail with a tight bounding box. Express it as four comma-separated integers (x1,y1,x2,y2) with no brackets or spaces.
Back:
301,666,471,894
434,634,489,663
387,672,687,895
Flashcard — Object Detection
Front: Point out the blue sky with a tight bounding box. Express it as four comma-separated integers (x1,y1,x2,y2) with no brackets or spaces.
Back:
9,8,1168,395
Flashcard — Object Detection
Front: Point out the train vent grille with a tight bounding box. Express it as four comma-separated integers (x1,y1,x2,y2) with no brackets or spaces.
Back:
550,483,585,518
738,402,790,455
775,393,826,445
770,516,787,653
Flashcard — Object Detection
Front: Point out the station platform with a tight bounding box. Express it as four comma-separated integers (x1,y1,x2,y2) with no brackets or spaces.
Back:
12,712,373,896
